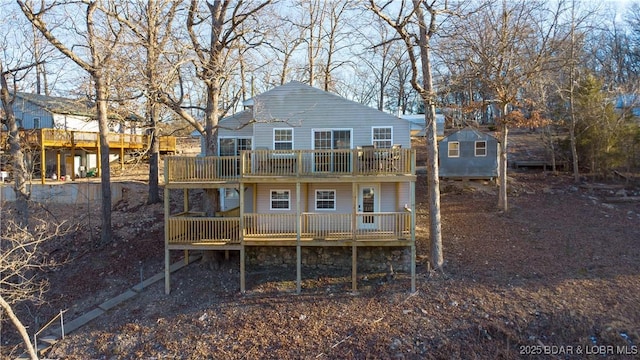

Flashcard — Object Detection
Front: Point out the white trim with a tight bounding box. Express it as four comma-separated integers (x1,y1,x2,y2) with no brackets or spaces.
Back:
474,140,487,157
448,141,460,158
371,126,393,148
311,128,353,149
358,184,380,230
270,189,291,210
314,189,336,211
273,128,294,150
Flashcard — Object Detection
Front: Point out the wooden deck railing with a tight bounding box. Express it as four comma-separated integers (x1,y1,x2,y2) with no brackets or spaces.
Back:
167,212,411,245
167,216,240,244
0,129,176,153
165,148,414,182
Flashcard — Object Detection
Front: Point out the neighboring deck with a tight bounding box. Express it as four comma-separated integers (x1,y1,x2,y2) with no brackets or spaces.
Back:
1,128,177,153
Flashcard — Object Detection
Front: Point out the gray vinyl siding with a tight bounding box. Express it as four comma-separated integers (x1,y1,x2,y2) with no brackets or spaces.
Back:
249,81,410,150
218,110,254,139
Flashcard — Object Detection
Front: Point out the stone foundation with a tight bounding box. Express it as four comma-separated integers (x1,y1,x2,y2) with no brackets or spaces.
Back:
245,246,412,272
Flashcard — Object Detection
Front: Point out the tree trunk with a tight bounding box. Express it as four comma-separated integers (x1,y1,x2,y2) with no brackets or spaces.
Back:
146,1,161,205
1,65,30,226
147,103,161,204
414,1,443,271
498,119,509,211
0,295,38,360
94,74,113,244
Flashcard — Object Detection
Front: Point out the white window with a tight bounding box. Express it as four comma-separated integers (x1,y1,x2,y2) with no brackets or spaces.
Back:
273,128,293,150
448,141,460,157
270,190,290,210
33,117,40,129
475,141,487,157
372,127,392,148
315,190,336,210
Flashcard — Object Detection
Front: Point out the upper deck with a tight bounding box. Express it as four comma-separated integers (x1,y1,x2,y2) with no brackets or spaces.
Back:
164,148,416,188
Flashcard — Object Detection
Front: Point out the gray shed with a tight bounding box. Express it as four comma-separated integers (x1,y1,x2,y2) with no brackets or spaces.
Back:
438,128,500,179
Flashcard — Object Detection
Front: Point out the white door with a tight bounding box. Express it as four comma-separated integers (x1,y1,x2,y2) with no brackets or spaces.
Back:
358,185,378,230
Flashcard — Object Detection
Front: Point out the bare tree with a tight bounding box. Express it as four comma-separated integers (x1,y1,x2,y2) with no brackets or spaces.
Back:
0,212,70,360
444,0,569,211
19,0,125,244
107,0,180,204
370,0,451,271
156,0,270,218
262,4,307,87
1,61,32,227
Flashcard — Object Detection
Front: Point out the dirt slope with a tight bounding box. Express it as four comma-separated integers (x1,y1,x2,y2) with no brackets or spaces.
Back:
2,134,639,359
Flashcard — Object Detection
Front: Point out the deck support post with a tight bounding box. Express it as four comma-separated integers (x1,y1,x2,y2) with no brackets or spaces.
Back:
40,129,46,184
96,136,101,177
70,132,76,181
164,186,171,294
56,151,61,179
296,182,302,294
351,182,358,293
120,134,125,171
410,180,416,293
240,183,246,293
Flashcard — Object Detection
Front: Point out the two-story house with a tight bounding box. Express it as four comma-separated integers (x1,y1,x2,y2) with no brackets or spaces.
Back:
164,81,417,294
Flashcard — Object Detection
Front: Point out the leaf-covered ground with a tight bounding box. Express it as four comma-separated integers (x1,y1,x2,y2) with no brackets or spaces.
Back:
2,133,640,359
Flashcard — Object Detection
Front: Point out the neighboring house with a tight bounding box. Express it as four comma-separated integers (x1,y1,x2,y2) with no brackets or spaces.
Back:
2,92,175,182
164,81,417,294
438,127,500,180
401,113,445,137
11,92,142,133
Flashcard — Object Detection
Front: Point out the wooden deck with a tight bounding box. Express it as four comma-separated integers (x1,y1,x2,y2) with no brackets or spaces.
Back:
163,148,417,295
1,129,177,153
167,212,411,248
164,148,416,186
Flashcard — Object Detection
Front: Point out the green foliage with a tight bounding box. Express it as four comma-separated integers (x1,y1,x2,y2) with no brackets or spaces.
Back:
573,74,639,176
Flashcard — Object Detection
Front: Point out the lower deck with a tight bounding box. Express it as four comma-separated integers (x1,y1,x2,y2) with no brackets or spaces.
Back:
168,232,411,250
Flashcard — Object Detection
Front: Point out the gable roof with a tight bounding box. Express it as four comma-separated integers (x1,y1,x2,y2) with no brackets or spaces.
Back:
13,92,143,122
442,127,498,142
246,81,404,124
14,92,94,117
218,109,254,129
